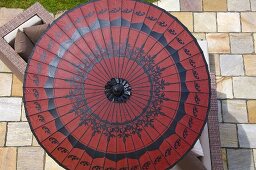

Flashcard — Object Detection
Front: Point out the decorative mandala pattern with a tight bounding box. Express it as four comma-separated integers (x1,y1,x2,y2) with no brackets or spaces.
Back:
65,42,172,143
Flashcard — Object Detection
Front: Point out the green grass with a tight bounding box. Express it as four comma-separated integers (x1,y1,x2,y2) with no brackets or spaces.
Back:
0,0,157,14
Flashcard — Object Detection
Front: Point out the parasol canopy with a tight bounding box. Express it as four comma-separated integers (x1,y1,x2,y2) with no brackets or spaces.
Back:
23,0,211,169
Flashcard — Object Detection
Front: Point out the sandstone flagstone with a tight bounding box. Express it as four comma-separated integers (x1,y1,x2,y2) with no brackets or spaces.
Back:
206,33,230,53
247,100,256,123
0,8,23,26
230,33,254,54
203,0,227,11
220,55,244,76
0,97,22,121
0,59,11,72
218,100,222,122
45,154,65,170
194,13,216,32
219,123,238,147
252,0,256,11
17,147,44,170
0,147,17,170
227,149,254,170
254,33,256,53
217,12,240,32
244,55,256,76
171,12,193,31
238,124,256,148
222,148,228,170
0,7,23,19
209,54,221,76
180,0,202,11
222,100,248,123
241,12,256,32
254,149,256,168
192,33,206,40
233,77,256,99
227,0,251,11
32,136,40,146
156,0,180,11
0,73,12,96
6,122,32,146
11,74,23,96
21,103,27,121
0,123,6,146
216,77,233,99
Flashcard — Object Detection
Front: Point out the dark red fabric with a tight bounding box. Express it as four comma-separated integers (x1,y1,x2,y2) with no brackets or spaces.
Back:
23,0,210,169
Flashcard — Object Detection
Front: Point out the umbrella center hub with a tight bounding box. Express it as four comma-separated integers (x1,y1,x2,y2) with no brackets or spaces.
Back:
105,78,131,103
112,84,124,96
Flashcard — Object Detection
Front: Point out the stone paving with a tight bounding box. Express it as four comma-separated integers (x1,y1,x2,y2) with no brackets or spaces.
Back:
0,0,256,169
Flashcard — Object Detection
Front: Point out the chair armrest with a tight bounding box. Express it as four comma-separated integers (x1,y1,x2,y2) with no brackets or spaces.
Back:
0,2,54,81
208,73,223,170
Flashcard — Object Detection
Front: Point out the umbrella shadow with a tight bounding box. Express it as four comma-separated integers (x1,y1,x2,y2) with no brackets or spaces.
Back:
219,91,252,170
209,54,252,169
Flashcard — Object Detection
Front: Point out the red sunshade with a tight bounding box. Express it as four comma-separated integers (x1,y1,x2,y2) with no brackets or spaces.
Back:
23,0,211,169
